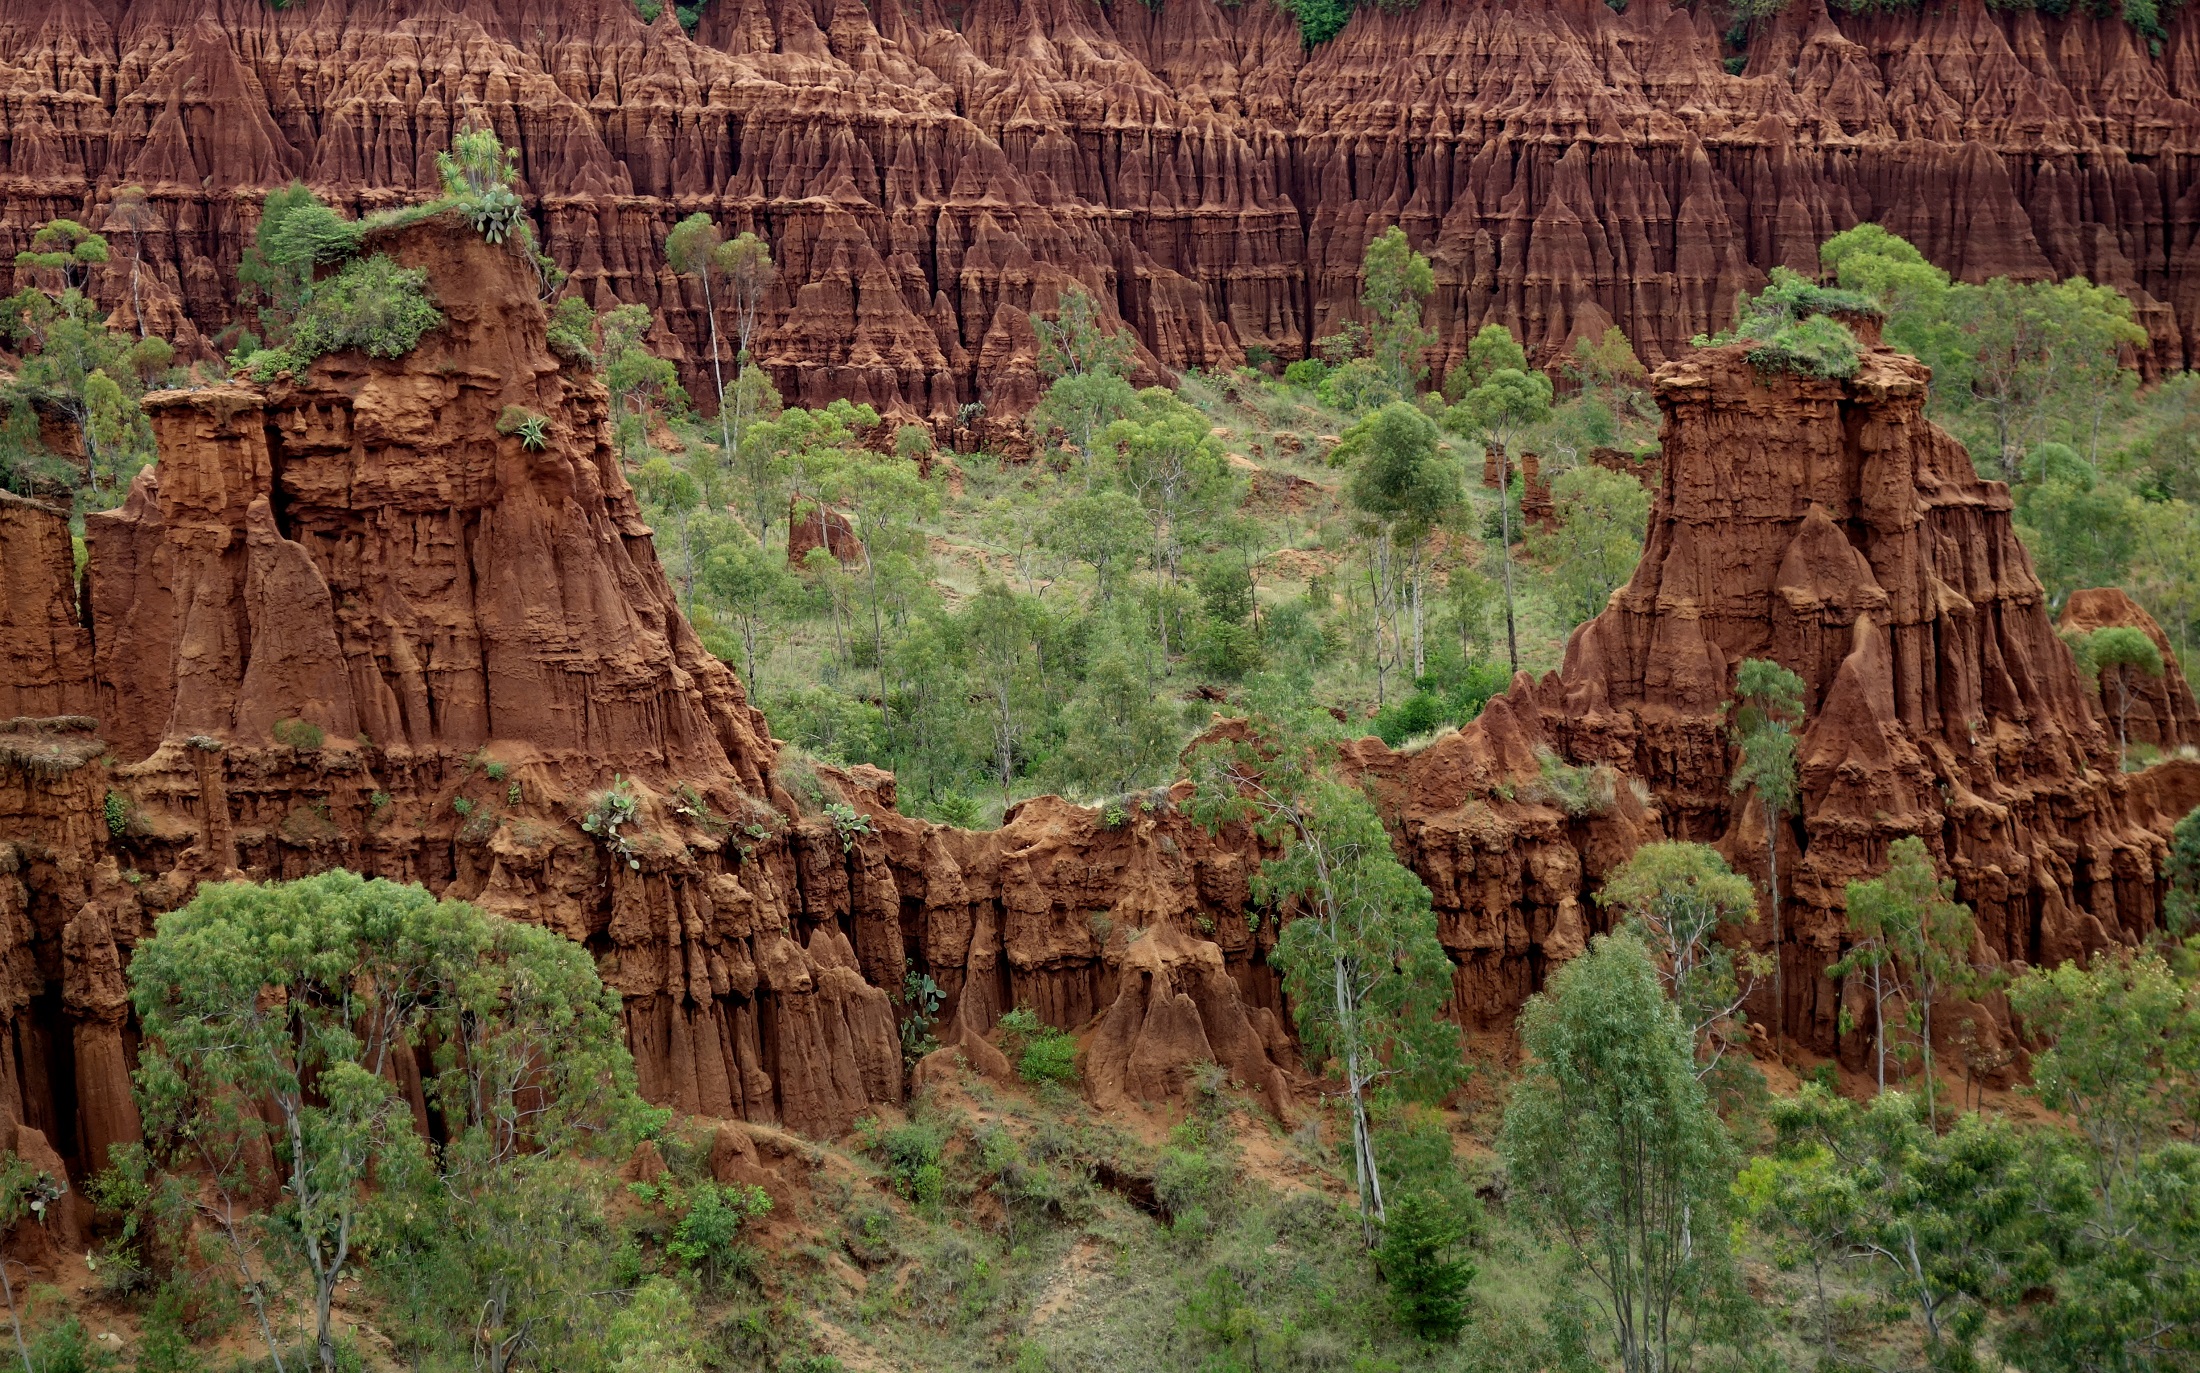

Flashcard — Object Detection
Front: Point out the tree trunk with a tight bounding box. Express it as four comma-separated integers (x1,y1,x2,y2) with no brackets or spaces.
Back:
1498,446,1519,673
703,273,731,463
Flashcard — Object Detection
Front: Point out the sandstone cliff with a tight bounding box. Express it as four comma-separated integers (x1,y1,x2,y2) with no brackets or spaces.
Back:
0,213,2192,1193
0,0,2196,436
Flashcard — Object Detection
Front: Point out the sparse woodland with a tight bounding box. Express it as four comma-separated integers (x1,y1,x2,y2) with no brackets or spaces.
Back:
4,127,2200,1372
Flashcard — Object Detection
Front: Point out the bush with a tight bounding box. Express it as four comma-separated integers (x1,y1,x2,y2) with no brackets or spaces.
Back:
864,1115,949,1206
271,717,325,750
996,1006,1080,1086
1282,357,1331,390
496,404,551,450
1376,1192,1476,1340
665,1180,771,1290
545,296,598,366
232,346,305,381
290,253,442,360
1698,266,1876,380
1317,356,1400,415
1744,312,1861,380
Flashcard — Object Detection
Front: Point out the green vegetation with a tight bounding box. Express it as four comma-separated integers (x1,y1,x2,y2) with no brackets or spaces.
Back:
1190,677,1464,1235
1696,266,1880,379
995,1006,1080,1086
2,215,180,507
124,871,654,1373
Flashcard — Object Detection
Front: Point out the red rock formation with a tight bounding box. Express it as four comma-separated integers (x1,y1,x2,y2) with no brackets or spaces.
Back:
2059,587,2200,755
0,215,1309,1181
1551,343,2189,1055
2,212,2194,1189
1,0,2197,432
0,493,93,720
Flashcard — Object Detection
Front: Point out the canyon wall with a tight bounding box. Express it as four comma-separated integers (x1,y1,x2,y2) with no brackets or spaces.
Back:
0,214,2191,1191
1,0,2198,436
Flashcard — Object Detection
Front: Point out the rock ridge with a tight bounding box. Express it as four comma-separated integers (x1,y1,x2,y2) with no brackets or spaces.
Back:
0,215,2192,1196
0,0,2197,435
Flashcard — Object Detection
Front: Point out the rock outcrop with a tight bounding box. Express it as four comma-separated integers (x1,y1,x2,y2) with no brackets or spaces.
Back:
0,212,2193,1191
2059,586,2200,755
1551,344,2196,1054
1,0,2197,436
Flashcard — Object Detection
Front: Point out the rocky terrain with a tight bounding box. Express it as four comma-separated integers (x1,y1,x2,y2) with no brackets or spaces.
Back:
1,0,2197,436
0,212,2192,1193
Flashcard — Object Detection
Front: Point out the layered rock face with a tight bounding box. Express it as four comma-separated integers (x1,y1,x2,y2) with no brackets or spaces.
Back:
1,213,2192,1191
0,217,1320,1181
1,0,2197,436
1551,344,2196,1053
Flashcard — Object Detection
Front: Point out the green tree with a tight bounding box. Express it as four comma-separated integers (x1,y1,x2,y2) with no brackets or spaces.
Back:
1818,223,1951,359
1039,485,1148,600
131,871,650,1373
1035,283,1134,382
1361,226,1436,396
2000,952,2200,1373
236,186,364,345
2010,948,2198,1201
960,579,1050,797
813,414,933,730
1344,402,1459,695
1560,325,1649,417
701,527,793,692
130,873,440,1373
1446,356,1552,671
1102,389,1237,657
1838,837,1977,1124
1596,842,1761,1073
1031,366,1141,462
289,253,443,360
1377,1192,1476,1341
2084,624,2165,767
1189,679,1463,1238
1729,657,1804,1051
2016,465,2140,612
1732,1087,1868,1361
720,231,776,362
1048,608,1182,797
1443,320,1528,400
664,215,778,466
1935,276,2147,479
1763,1088,2083,1367
1501,932,1738,1373
13,218,107,292
1527,464,1649,627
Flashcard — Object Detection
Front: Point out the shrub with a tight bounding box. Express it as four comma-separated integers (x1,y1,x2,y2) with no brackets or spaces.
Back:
823,799,873,852
863,1115,949,1206
665,1181,771,1290
581,775,643,870
1698,266,1878,380
1376,1193,1476,1340
1316,356,1400,415
271,717,325,751
1282,357,1331,390
103,790,130,837
997,1007,1079,1085
232,347,305,381
495,404,551,450
545,296,597,365
290,253,442,360
1527,745,1612,817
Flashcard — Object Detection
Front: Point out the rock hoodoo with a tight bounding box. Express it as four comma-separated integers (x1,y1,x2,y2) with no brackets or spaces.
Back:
0,0,2196,435
0,214,2193,1191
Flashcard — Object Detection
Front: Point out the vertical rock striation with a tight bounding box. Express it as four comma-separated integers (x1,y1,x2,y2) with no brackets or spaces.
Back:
0,0,2196,431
